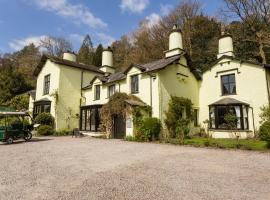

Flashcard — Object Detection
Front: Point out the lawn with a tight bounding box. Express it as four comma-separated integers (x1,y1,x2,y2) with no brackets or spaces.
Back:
167,138,269,151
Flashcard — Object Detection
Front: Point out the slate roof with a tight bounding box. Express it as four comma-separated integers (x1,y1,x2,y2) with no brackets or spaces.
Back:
210,98,249,106
136,54,182,72
27,90,36,99
83,53,202,90
33,55,104,76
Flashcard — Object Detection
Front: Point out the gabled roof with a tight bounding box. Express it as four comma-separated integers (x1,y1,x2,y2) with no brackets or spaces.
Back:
206,55,264,74
136,54,182,72
33,55,104,76
106,72,126,83
210,98,249,106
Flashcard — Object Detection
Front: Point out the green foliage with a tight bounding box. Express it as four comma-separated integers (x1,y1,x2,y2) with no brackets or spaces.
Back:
37,125,55,136
164,96,193,140
35,113,54,126
124,135,136,141
260,106,270,123
93,44,103,66
54,129,72,136
259,121,270,141
136,117,161,142
224,113,238,130
100,92,148,137
7,94,29,111
0,61,32,104
166,138,268,151
77,34,94,65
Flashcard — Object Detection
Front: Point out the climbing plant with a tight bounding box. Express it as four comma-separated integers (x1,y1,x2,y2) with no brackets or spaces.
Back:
100,92,149,138
164,96,193,142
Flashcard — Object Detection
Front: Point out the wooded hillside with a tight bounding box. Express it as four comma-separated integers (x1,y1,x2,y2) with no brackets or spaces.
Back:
1,0,270,108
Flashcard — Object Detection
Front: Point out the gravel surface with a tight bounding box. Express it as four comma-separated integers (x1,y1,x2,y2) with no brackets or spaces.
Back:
0,137,270,200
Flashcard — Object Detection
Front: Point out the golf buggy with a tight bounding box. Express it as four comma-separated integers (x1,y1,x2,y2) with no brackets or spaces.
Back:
0,111,33,144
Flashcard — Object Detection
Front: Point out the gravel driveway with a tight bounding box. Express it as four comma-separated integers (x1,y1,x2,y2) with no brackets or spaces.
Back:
0,137,270,200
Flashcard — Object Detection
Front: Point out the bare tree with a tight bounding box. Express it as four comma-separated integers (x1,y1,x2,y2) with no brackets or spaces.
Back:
40,36,73,57
224,0,270,63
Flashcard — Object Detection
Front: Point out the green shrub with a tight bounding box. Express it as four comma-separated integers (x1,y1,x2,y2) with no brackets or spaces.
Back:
35,113,54,126
259,121,270,141
125,135,136,141
164,96,193,140
54,129,72,136
136,117,161,142
37,125,55,136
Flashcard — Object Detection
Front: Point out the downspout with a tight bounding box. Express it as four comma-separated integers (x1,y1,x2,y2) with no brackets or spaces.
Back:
264,68,270,105
250,106,255,133
80,71,84,107
150,75,152,107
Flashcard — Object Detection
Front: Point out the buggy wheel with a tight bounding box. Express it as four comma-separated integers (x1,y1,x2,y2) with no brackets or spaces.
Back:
24,132,32,141
6,137,13,145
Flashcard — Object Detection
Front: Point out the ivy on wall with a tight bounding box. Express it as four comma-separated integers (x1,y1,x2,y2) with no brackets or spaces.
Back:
164,96,193,142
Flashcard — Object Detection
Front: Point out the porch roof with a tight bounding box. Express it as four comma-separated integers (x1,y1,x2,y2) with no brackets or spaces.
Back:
210,98,249,106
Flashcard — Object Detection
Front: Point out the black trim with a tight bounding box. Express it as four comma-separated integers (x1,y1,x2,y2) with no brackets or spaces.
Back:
80,105,102,132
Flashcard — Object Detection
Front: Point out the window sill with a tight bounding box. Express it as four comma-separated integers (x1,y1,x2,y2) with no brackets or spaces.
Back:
131,91,139,94
221,93,237,96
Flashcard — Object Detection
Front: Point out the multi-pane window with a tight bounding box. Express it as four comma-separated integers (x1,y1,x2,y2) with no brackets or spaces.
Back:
43,74,50,95
221,74,236,95
209,105,249,130
131,74,139,93
95,85,101,100
108,84,115,97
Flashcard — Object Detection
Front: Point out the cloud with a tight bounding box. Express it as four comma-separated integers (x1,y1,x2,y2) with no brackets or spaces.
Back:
30,0,107,29
96,33,115,47
143,4,173,28
160,4,173,16
9,35,47,51
144,13,161,28
69,33,84,44
120,0,149,13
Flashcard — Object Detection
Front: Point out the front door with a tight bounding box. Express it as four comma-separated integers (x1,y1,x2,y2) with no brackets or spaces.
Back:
113,115,126,139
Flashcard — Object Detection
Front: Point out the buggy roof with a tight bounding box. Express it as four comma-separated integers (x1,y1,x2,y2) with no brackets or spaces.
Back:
0,112,29,116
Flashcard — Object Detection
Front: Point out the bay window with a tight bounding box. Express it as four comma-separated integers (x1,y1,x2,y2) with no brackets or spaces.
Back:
209,104,249,130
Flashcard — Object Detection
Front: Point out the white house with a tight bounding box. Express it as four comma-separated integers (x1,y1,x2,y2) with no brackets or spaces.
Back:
29,25,270,139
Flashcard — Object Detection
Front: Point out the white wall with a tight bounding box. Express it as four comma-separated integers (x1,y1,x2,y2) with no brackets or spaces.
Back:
199,58,269,137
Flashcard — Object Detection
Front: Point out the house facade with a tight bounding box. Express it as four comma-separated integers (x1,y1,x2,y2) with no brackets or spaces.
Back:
29,25,270,139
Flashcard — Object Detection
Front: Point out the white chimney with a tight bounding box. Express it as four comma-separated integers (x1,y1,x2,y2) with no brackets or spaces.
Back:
217,34,234,59
101,47,115,74
165,24,184,58
63,52,77,62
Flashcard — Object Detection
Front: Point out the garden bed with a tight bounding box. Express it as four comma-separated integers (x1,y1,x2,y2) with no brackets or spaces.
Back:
166,138,268,151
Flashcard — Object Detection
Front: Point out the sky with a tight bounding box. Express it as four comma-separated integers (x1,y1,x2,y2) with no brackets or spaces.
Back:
0,0,225,53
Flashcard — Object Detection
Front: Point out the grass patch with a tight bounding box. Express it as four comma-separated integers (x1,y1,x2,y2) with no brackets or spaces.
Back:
166,138,268,151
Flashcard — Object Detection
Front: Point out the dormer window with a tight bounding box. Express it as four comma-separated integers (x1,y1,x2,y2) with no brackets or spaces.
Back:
43,74,50,95
131,74,139,94
95,85,101,100
108,84,115,97
221,74,236,95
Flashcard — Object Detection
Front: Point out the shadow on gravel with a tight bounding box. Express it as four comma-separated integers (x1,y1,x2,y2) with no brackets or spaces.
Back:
0,138,52,145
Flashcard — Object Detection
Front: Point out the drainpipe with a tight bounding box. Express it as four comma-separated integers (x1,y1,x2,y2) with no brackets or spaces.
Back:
80,71,84,107
149,74,153,117
264,68,270,105
250,106,255,133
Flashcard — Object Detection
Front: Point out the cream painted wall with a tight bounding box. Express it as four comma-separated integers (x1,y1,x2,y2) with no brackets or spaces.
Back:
33,58,101,131
57,66,99,130
35,60,60,119
199,58,269,138
158,59,200,125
